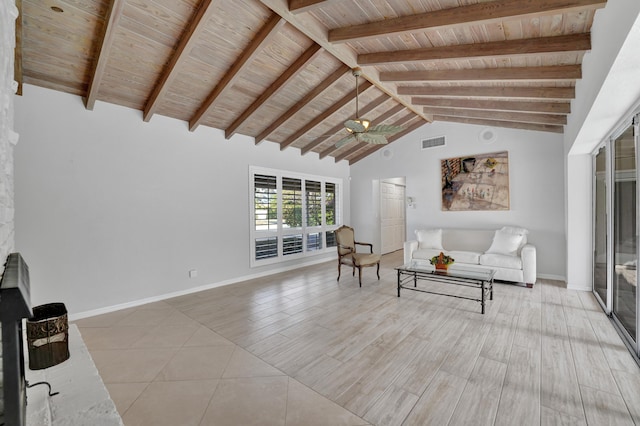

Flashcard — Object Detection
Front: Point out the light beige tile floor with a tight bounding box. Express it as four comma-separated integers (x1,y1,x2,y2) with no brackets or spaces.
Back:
75,251,640,425
76,293,368,425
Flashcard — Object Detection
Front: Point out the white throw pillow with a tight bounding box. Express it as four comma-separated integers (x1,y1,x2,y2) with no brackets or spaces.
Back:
500,226,529,235
486,230,524,256
415,229,443,250
499,226,528,249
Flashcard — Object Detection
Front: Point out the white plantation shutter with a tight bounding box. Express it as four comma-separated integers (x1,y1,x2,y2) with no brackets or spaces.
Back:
250,167,342,266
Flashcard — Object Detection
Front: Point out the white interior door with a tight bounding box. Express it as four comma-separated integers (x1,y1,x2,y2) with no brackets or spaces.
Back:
380,182,406,254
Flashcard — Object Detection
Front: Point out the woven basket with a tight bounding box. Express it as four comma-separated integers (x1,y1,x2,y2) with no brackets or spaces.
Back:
26,303,70,370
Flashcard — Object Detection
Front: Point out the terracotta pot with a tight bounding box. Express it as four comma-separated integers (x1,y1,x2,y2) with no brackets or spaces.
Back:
435,264,448,271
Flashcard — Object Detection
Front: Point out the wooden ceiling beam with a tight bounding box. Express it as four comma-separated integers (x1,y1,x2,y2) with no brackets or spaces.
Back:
256,64,348,144
84,0,126,110
189,14,286,132
381,65,581,82
397,85,575,100
333,142,368,163
318,139,343,159
280,80,373,150
371,103,406,125
259,0,430,124
301,94,390,156
301,122,347,156
359,33,591,65
329,0,606,43
348,118,427,165
413,97,570,114
423,107,567,125
144,0,218,122
335,113,415,162
288,0,330,13
433,115,564,133
225,44,322,139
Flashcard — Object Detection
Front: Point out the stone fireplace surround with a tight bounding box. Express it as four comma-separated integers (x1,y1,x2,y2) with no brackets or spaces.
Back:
25,325,122,425
0,0,20,420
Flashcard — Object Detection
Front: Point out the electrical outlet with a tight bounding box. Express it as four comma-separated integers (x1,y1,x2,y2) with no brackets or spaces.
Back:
189,269,197,278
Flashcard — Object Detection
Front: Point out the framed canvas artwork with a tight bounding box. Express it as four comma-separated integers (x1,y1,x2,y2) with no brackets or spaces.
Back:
441,150,510,211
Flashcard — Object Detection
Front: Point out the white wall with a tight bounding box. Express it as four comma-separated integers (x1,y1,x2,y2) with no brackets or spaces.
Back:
565,155,593,291
14,85,350,316
564,1,640,290
350,121,566,280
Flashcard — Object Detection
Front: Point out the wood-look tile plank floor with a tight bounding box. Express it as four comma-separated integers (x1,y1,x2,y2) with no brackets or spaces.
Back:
75,251,640,425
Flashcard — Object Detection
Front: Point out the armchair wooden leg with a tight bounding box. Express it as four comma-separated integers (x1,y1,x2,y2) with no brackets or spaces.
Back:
376,262,380,280
358,266,362,287
337,262,341,281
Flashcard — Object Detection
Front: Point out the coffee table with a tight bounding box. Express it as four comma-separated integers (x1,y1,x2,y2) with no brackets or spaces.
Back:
396,262,495,314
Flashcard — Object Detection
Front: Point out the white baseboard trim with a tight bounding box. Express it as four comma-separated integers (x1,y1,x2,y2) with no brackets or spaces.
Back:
537,273,593,291
69,255,335,321
537,273,566,282
566,283,592,292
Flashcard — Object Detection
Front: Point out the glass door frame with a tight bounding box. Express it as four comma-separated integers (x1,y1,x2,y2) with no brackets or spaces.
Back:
611,119,637,349
592,141,613,314
633,114,640,357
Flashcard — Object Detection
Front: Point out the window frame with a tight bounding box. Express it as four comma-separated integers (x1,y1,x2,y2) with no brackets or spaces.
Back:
250,166,342,267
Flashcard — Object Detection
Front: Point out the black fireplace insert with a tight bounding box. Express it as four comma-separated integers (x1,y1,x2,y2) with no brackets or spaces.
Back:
0,253,33,426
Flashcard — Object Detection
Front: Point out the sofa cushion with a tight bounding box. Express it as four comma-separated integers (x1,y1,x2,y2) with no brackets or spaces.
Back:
480,253,523,270
441,229,494,252
486,230,524,256
446,250,482,265
415,229,443,250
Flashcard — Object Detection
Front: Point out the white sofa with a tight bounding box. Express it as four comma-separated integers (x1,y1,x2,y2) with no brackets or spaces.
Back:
403,227,537,287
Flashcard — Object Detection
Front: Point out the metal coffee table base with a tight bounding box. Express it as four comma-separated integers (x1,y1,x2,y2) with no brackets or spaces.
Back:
396,266,494,314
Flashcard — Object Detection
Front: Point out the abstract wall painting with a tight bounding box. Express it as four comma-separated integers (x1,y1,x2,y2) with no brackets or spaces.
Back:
441,151,510,211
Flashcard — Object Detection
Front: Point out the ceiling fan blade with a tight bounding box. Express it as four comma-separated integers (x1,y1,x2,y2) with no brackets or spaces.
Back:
344,119,365,133
335,134,356,148
359,133,388,145
367,124,405,136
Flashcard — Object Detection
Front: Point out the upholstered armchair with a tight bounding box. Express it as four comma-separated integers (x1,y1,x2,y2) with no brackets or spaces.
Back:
335,225,381,287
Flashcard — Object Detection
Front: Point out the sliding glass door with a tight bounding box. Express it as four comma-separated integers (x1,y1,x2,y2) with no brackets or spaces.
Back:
612,124,637,344
593,116,639,358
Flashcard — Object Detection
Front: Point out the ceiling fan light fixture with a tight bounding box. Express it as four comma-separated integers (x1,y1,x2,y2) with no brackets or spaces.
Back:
346,118,370,133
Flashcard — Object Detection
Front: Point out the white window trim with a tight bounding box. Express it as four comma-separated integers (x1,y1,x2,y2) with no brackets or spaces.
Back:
250,166,342,267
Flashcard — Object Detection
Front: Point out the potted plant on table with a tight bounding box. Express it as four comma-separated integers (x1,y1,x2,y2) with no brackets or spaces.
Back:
430,252,455,271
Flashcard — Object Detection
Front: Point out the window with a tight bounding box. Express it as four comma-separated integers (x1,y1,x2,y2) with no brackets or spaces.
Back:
325,182,336,226
306,180,322,227
255,236,278,260
250,167,342,265
307,232,322,251
254,174,277,231
326,230,336,248
282,177,302,229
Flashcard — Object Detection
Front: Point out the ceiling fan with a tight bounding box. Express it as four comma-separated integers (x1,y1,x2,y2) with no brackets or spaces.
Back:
335,68,405,148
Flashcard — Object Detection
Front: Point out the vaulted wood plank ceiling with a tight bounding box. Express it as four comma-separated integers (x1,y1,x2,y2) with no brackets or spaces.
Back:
17,0,606,164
